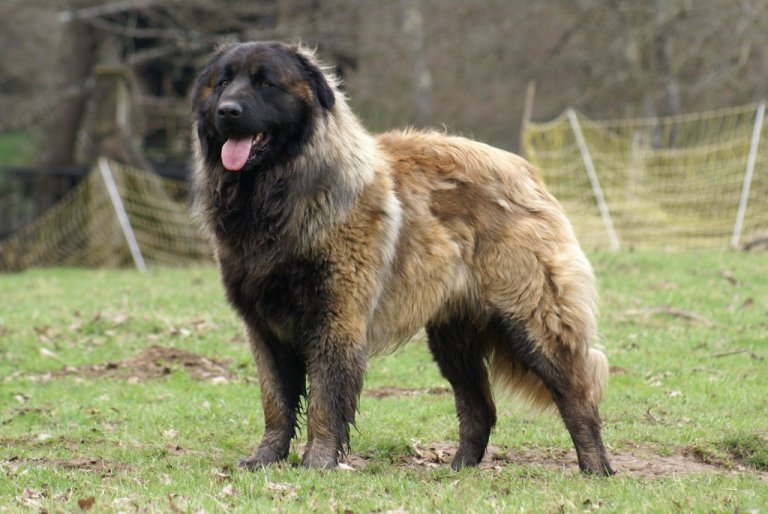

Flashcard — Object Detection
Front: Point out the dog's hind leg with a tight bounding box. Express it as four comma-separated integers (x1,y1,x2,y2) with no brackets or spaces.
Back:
239,325,306,470
488,315,614,476
482,240,614,475
426,316,497,470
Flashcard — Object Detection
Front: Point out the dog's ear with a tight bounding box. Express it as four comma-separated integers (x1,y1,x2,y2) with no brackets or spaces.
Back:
294,50,335,111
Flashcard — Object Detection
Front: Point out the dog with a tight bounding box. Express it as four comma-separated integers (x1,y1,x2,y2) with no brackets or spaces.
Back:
191,41,614,475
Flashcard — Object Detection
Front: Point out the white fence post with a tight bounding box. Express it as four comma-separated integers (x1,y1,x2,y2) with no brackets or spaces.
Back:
98,158,147,272
567,109,621,251
731,101,765,249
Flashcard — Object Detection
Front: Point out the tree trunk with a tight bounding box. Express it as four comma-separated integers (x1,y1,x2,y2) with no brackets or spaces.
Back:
655,0,681,117
35,18,95,216
38,19,95,167
401,0,432,127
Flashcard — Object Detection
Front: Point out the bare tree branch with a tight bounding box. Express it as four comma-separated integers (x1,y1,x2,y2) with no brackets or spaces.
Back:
59,0,179,22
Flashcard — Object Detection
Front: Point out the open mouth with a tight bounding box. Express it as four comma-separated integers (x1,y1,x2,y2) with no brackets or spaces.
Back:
221,132,270,171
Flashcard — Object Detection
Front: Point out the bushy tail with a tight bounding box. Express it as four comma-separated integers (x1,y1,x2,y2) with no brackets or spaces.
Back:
588,348,609,405
490,348,609,412
489,351,556,412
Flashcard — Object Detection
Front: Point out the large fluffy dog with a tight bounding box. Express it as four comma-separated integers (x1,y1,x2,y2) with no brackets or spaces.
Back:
191,41,614,475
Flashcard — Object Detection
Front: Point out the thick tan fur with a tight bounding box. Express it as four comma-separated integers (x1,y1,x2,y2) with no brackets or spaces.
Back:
365,130,609,410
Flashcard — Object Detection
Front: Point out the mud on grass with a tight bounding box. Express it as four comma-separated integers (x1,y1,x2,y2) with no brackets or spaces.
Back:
4,439,765,481
47,345,236,383
333,441,768,480
4,455,122,475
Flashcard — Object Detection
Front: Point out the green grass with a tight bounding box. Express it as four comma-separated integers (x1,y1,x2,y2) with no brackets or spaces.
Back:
1,253,767,513
0,131,37,166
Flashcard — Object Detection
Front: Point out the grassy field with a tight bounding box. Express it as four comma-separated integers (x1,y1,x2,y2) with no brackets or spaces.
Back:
1,252,766,513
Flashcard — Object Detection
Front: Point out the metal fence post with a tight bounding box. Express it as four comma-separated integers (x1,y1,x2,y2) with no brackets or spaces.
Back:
567,109,620,251
98,158,147,272
731,101,765,249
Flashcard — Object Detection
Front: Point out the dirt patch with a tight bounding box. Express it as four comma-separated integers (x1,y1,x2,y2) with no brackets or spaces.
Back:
364,386,451,399
688,436,768,473
46,457,114,472
52,345,235,384
4,456,126,476
339,441,768,479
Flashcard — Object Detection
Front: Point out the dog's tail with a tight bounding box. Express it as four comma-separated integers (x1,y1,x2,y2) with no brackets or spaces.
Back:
490,347,609,412
588,348,609,405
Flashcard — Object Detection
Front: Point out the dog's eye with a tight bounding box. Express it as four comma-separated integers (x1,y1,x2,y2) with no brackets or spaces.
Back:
217,79,229,88
257,80,271,88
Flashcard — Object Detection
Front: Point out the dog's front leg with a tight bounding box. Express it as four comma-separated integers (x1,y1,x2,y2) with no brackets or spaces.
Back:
302,330,367,469
238,324,306,470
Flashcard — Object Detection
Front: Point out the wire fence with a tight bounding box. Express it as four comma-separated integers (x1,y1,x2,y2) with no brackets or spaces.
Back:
0,160,211,272
523,102,768,251
2,103,767,271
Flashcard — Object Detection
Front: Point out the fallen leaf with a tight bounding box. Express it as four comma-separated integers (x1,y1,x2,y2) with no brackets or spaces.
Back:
34,326,55,337
110,313,129,326
39,348,60,360
18,488,45,509
112,497,135,510
266,482,294,492
218,484,235,498
167,494,183,513
209,468,229,482
78,496,96,511
722,270,738,286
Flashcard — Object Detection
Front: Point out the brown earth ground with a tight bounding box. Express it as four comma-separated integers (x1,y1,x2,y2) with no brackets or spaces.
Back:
49,345,235,383
345,440,768,480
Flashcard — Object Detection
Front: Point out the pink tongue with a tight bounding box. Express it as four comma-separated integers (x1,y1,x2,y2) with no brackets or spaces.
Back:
221,136,252,171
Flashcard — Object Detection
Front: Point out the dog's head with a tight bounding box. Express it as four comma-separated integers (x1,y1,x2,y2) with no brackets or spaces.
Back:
192,41,335,172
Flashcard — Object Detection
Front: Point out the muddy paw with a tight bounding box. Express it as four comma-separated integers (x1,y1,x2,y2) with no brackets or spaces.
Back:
237,446,287,470
301,445,339,469
450,445,484,471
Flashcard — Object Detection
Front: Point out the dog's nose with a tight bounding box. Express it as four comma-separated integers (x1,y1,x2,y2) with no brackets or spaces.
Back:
217,101,242,119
